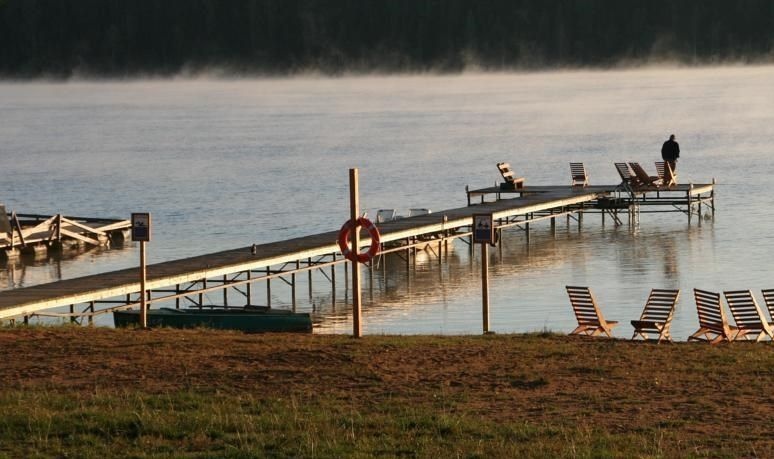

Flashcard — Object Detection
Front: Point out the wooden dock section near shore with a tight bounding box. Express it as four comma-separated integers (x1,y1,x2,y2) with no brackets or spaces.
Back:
0,182,715,322
1,209,130,259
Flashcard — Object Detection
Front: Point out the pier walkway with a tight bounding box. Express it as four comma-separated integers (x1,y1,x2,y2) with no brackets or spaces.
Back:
0,182,714,322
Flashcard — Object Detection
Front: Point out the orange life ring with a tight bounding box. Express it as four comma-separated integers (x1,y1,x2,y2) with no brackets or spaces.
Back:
337,217,381,263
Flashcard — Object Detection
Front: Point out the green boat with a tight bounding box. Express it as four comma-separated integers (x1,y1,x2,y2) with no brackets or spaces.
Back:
113,306,313,333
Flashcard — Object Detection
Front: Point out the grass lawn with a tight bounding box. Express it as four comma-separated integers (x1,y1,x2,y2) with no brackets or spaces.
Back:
0,326,772,458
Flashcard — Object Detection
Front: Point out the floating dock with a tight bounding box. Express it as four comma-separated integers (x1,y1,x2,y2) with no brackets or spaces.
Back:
1,207,131,259
0,181,715,323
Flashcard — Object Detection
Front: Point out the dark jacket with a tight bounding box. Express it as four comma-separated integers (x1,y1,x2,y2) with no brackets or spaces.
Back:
661,139,680,161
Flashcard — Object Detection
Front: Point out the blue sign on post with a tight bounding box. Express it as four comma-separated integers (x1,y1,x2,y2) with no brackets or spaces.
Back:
131,213,151,242
472,213,494,244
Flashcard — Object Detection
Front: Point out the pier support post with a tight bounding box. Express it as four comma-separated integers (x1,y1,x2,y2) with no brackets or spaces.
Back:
222,275,228,307
369,260,374,301
292,260,299,311
711,178,716,218
344,253,349,295
308,257,313,301
199,278,205,308
246,271,252,306
332,253,337,306
266,268,271,308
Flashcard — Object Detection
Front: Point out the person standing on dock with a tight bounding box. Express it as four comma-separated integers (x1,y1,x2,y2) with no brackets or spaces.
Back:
661,134,680,174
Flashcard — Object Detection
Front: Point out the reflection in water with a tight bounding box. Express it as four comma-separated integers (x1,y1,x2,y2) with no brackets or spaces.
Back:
311,217,715,339
1,240,131,290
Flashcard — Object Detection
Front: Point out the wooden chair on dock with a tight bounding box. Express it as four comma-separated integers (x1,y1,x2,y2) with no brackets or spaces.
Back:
655,161,677,187
615,162,635,185
629,162,662,187
570,162,589,187
497,162,525,190
688,289,738,344
565,286,618,337
723,290,774,342
376,209,396,224
630,289,680,343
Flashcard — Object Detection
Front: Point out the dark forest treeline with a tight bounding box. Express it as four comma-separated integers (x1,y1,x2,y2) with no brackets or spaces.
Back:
1,0,774,78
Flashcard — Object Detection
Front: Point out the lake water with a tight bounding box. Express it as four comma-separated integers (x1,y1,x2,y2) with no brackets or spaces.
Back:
2,66,774,338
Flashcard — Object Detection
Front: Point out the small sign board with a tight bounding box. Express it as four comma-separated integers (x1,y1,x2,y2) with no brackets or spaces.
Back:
131,212,151,242
472,213,494,244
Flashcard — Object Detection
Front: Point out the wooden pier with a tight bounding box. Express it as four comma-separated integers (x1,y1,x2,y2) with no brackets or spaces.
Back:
0,181,715,323
1,207,130,259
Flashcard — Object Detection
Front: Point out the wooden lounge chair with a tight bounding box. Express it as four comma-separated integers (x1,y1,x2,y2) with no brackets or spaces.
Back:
376,209,396,223
497,162,525,190
629,162,662,187
630,289,680,343
655,161,677,187
760,289,774,325
723,290,774,342
565,286,618,337
615,162,635,186
688,288,738,344
570,162,589,187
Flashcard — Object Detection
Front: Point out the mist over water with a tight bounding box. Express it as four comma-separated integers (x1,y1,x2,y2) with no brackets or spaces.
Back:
2,66,774,338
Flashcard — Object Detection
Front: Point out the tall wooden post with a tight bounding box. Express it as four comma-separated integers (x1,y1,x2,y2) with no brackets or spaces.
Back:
139,240,147,328
473,213,493,334
350,168,363,338
132,212,151,328
481,242,490,334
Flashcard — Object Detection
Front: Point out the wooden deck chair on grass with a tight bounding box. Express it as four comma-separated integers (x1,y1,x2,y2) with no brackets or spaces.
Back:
565,286,618,337
630,289,680,343
760,289,774,325
723,290,774,342
629,162,662,187
655,161,677,187
570,162,589,187
688,289,738,344
496,162,525,190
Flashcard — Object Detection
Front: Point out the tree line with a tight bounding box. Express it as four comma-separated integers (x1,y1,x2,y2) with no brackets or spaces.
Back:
1,0,773,78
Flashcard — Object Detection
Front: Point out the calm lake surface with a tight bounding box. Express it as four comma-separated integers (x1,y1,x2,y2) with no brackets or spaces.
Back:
2,66,774,338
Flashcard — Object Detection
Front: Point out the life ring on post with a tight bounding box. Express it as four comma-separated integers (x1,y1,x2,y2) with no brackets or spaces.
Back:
337,217,381,263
